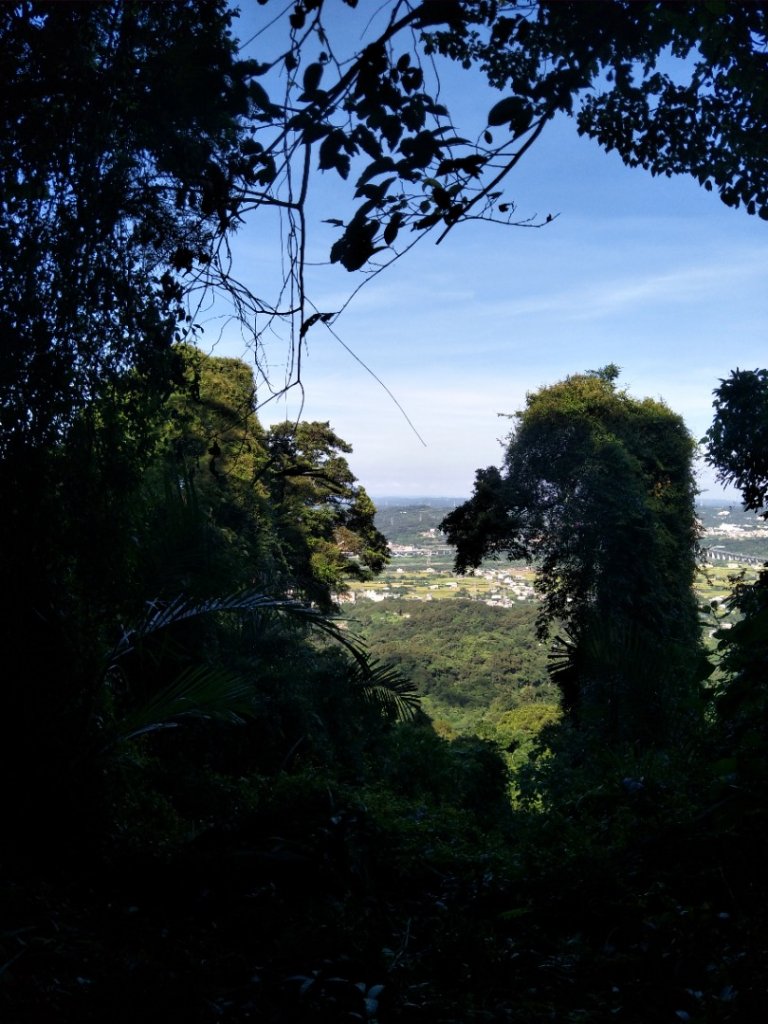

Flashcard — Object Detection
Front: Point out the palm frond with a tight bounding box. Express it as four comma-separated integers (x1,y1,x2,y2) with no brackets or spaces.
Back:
112,588,370,670
349,658,422,723
106,590,410,747
111,663,259,745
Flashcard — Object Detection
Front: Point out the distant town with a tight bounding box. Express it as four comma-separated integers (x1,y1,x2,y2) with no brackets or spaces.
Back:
343,499,768,612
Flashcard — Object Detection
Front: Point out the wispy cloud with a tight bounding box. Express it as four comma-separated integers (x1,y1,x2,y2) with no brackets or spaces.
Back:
474,253,768,324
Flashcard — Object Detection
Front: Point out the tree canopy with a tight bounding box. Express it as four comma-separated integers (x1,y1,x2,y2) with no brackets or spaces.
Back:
431,1,768,214
0,0,761,797
4,1,767,429
441,370,702,738
703,368,768,764
143,347,389,607
704,368,768,516
0,0,260,451
263,419,390,606
442,371,699,633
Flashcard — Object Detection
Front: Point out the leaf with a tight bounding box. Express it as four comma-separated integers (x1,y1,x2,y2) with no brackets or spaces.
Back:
380,113,403,149
319,131,351,178
301,120,331,146
436,154,486,178
329,236,347,265
399,130,439,168
251,81,275,114
241,60,271,78
319,131,341,170
414,209,444,230
383,212,403,246
300,311,336,338
413,0,463,28
113,589,369,671
333,216,380,271
302,62,323,94
355,156,396,189
487,95,533,132
439,136,470,148
354,124,382,160
349,658,421,722
113,664,258,744
431,185,452,209
356,176,395,204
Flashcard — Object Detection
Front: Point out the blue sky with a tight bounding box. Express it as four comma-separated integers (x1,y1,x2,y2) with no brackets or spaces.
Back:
211,3,767,499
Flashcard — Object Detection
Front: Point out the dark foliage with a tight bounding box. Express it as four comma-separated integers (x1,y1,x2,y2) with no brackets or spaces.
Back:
705,368,768,515
2,5,768,1023
428,0,768,217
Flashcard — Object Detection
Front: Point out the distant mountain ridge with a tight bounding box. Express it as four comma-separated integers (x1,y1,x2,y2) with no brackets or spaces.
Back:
373,496,742,509
371,495,468,508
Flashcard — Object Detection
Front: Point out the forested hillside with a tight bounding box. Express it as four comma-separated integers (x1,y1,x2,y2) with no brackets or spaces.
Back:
3,3,768,1022
352,497,768,743
350,599,553,732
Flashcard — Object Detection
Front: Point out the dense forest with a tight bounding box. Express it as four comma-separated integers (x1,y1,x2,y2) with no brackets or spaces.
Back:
3,3,768,1021
350,598,555,734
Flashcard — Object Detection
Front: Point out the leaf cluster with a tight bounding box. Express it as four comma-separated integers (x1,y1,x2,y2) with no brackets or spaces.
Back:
426,1,768,218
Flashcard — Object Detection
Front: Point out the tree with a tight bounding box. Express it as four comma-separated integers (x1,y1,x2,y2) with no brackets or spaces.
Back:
4,0,766,470
0,0,261,451
430,2,768,216
3,0,764,635
0,0,261,591
704,368,768,515
139,346,276,601
441,370,702,741
703,369,768,756
144,348,389,608
0,0,263,843
263,420,390,607
1,0,763,847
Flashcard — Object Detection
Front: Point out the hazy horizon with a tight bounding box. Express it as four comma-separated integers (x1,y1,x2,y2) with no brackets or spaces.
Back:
370,493,743,507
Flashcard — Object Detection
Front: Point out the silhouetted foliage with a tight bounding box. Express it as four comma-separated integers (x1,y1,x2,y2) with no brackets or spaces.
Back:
705,368,768,515
0,0,262,847
429,1,768,216
196,1,768,400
